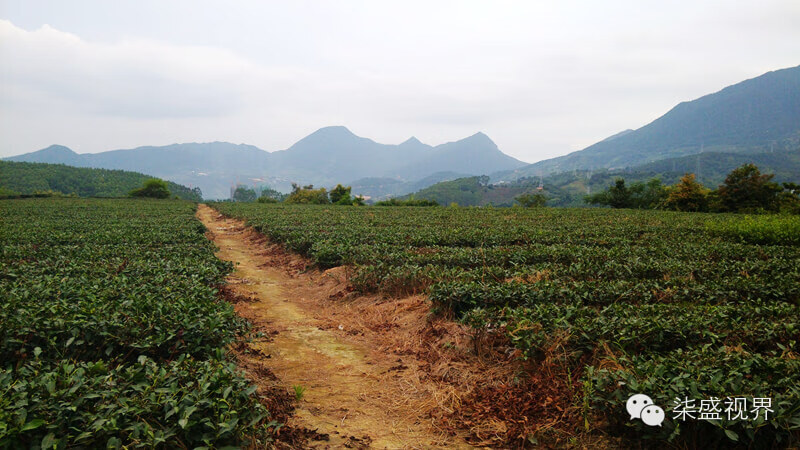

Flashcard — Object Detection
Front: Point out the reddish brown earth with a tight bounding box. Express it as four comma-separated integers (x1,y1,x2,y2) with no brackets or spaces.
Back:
198,205,593,449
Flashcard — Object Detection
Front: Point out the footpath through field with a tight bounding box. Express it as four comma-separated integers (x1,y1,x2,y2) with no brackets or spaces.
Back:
197,205,473,449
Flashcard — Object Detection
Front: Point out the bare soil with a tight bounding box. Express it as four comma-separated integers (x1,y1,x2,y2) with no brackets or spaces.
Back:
198,205,482,449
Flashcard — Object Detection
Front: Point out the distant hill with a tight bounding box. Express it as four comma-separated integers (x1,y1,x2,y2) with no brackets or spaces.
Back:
5,127,528,199
405,176,523,207
12,144,88,166
411,150,800,207
0,161,202,200
350,171,471,200
504,65,800,180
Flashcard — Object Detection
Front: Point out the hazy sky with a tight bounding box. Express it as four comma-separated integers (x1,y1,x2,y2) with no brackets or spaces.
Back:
1,1,799,163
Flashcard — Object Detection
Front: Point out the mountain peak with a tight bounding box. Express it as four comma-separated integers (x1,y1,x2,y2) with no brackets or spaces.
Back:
4,144,86,166
309,125,357,138
460,131,497,147
287,126,364,150
467,131,490,140
40,144,77,155
400,136,425,146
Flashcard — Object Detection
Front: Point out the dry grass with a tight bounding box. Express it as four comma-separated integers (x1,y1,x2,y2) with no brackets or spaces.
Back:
208,206,616,448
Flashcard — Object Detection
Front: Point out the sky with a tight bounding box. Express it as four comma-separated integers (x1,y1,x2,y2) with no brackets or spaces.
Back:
1,1,799,163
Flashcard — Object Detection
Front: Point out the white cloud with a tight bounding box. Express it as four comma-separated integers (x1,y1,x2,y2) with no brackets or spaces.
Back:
1,1,799,163
0,20,257,118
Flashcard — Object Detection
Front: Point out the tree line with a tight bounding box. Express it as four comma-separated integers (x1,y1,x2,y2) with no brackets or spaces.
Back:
584,163,799,214
231,183,365,205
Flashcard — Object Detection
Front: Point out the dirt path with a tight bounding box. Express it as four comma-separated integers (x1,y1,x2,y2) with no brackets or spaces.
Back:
197,205,475,449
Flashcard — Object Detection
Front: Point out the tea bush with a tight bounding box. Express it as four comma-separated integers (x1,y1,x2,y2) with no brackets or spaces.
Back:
210,203,800,446
0,198,277,447
707,215,800,245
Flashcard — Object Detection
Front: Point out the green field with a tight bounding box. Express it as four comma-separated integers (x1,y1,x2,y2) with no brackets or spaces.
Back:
3,198,798,447
211,203,800,447
0,199,275,448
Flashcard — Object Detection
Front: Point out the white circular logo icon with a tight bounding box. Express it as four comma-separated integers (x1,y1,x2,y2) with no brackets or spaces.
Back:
640,405,666,426
626,394,654,420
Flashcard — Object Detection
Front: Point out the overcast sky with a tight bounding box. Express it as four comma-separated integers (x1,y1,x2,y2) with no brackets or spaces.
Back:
1,1,799,163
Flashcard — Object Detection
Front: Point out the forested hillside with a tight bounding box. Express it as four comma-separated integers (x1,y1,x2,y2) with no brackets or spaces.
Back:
0,161,202,200
410,150,800,207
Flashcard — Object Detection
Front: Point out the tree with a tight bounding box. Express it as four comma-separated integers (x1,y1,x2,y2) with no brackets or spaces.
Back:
329,184,353,204
664,173,709,212
285,183,329,204
189,187,203,201
776,182,800,214
129,178,171,199
607,178,633,208
630,178,667,209
232,186,257,202
515,192,547,207
716,163,782,212
585,178,632,208
258,187,285,202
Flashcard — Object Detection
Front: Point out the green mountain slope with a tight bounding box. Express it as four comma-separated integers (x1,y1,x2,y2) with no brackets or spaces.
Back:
634,149,800,186
350,171,471,200
0,161,203,200
505,65,800,179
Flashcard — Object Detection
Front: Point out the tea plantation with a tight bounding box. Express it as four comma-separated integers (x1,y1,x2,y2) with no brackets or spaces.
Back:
211,203,800,447
0,199,276,448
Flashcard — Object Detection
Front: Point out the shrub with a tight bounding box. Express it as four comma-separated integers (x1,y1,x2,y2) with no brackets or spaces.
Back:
0,187,20,198
516,192,547,207
0,199,277,447
707,215,800,245
374,198,438,206
777,183,800,215
329,184,351,204
129,179,170,199
0,356,275,448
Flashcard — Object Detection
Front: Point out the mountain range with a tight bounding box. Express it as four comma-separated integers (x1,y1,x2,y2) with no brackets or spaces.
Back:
5,128,526,199
5,65,800,201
